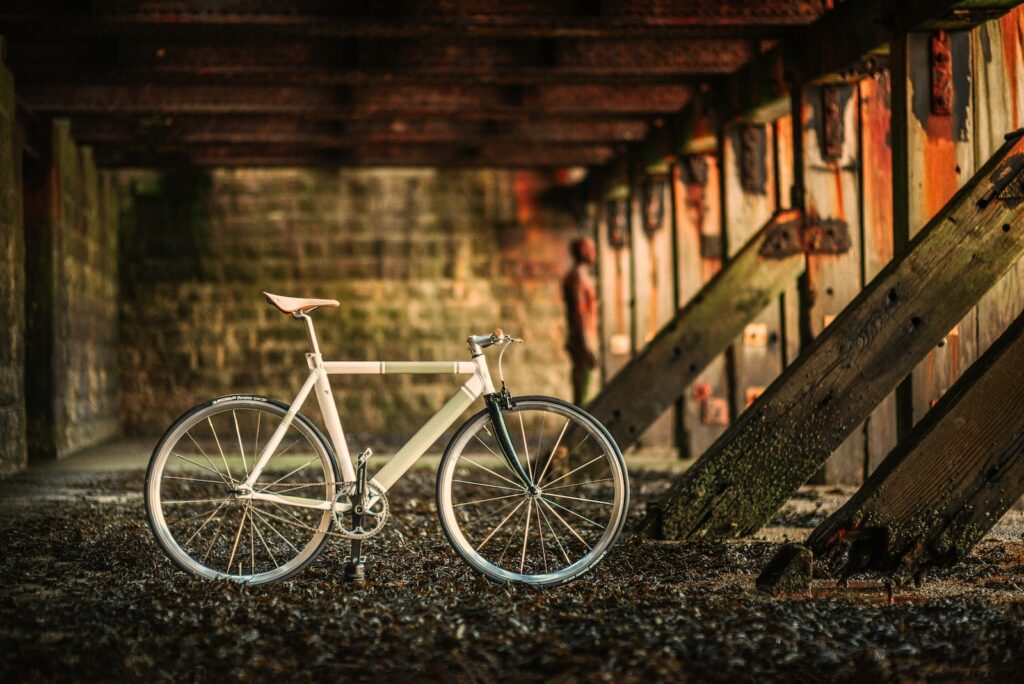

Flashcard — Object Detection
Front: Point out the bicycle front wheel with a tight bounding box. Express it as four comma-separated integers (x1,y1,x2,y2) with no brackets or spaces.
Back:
145,396,339,584
436,396,629,586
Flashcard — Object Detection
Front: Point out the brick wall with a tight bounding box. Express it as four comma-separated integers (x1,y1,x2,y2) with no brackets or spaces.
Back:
118,167,577,449
0,50,25,476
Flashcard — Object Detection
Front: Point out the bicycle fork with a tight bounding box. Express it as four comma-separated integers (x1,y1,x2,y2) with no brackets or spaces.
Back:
484,388,535,492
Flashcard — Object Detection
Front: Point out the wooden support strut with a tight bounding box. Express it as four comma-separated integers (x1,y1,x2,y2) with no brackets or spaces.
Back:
583,209,806,449
803,307,1024,583
638,130,1024,541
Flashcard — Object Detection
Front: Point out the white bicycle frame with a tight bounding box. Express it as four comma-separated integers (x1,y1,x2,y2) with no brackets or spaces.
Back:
236,313,497,513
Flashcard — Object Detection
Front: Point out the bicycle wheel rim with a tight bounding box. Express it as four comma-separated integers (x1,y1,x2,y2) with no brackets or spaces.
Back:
145,398,337,584
437,398,628,586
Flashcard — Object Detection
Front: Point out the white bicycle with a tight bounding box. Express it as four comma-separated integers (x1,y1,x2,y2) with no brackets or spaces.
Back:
145,292,629,586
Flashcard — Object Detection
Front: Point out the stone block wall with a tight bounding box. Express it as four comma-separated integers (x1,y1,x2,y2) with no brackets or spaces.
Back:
23,121,121,461
118,168,577,449
0,49,26,475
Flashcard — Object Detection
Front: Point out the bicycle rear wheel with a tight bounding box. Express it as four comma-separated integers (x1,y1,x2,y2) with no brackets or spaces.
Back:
436,396,628,586
145,396,339,584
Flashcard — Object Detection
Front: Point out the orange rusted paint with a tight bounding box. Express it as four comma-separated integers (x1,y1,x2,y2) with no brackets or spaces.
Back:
860,73,894,266
1000,6,1024,127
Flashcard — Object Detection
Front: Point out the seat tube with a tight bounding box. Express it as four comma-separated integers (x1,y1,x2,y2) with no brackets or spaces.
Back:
315,370,356,482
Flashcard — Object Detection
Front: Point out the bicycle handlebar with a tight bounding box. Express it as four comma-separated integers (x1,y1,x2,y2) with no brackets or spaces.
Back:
467,328,522,350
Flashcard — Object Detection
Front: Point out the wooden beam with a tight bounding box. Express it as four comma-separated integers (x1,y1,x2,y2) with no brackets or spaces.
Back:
638,130,1024,541
0,2,826,40
805,308,1024,583
720,0,1020,121
585,208,806,448
15,83,692,118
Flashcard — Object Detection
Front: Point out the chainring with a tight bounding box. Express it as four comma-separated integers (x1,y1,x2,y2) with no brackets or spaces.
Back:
332,481,389,540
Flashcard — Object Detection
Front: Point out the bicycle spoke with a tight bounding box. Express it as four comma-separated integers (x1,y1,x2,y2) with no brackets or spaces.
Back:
497,502,529,564
543,478,613,492
257,480,328,496
542,497,605,530
477,498,526,551
251,512,279,568
451,479,523,492
544,492,614,506
169,502,228,529
471,433,522,482
542,454,605,489
162,474,229,486
534,500,548,573
470,496,527,527
201,506,231,563
162,498,230,505
208,417,235,485
457,457,525,490
185,431,232,486
253,411,261,466
519,412,533,480
453,492,522,508
519,499,533,573
535,411,547,466
226,506,249,573
174,448,230,485
233,410,249,479
250,507,302,555
183,499,231,546
536,418,570,485
538,500,572,564
540,499,591,549
248,503,256,573
257,454,319,491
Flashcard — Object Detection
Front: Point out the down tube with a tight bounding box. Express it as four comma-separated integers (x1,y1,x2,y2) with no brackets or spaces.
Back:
371,375,483,492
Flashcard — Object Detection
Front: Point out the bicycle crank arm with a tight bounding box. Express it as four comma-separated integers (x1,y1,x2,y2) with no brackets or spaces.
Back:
242,490,352,513
484,392,533,489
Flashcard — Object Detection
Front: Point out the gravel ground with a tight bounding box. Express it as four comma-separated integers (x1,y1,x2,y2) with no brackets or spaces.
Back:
2,467,1024,682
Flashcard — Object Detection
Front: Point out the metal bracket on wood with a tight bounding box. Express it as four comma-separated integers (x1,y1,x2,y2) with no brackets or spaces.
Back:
930,30,953,116
699,233,722,260
606,199,629,249
821,86,845,162
642,176,667,235
759,210,851,258
738,124,768,194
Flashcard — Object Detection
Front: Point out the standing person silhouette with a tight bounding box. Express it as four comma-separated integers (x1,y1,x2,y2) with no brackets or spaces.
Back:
562,237,600,405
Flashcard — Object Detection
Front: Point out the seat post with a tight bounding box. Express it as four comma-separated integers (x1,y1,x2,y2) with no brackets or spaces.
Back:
294,312,322,356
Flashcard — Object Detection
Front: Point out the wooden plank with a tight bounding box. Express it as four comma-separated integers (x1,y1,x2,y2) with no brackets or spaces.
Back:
638,131,1024,540
858,71,899,474
596,190,633,383
973,8,1024,355
722,123,786,421
672,155,729,458
806,308,1024,581
632,169,676,453
800,83,866,484
585,209,806,449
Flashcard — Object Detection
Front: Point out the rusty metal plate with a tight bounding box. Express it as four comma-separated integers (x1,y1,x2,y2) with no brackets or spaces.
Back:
692,382,712,402
930,30,953,116
606,199,629,249
743,323,769,348
701,397,729,426
699,233,722,260
803,216,852,254
642,176,667,235
759,214,803,258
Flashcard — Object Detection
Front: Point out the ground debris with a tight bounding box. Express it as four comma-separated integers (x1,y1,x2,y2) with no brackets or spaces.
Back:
1,468,1024,682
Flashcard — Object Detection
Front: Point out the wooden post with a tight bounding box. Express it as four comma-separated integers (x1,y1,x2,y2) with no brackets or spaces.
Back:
799,83,867,484
892,31,980,435
806,308,1024,582
722,122,787,424
585,210,806,450
638,131,1024,540
672,155,730,457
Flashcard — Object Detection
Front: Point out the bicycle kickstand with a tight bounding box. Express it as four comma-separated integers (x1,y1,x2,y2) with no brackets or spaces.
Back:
343,448,372,583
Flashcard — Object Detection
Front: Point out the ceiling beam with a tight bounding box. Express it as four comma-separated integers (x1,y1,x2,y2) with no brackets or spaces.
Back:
0,1,826,40
16,83,692,118
91,142,616,168
66,115,650,147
